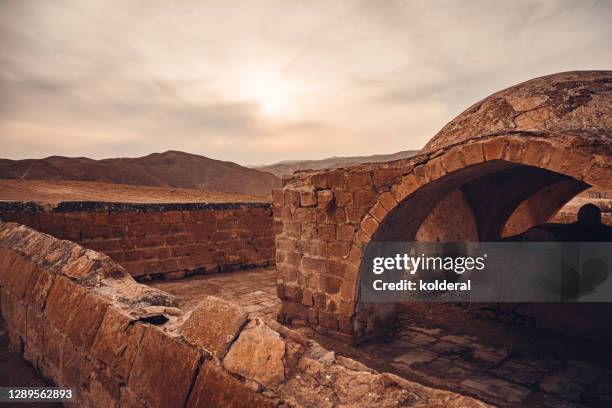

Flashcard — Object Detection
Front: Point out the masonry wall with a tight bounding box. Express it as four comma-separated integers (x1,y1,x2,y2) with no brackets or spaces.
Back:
274,134,610,343
0,201,274,279
0,221,486,408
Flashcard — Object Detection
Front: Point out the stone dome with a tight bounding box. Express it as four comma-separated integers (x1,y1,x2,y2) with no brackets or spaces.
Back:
423,70,612,153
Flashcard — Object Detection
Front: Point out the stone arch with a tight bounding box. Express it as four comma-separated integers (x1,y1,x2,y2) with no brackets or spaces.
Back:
359,134,602,244
351,135,608,340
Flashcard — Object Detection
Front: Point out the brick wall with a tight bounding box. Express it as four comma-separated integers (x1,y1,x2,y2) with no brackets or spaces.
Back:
0,201,274,279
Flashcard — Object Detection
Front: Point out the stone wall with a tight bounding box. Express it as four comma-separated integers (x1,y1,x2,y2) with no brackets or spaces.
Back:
274,134,609,343
0,201,274,280
0,221,487,407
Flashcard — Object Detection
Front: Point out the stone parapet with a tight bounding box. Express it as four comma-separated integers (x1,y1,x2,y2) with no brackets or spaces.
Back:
0,200,274,279
0,221,489,407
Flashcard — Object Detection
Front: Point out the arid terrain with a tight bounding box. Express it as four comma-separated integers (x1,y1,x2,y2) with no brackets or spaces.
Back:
254,149,419,177
0,179,268,205
0,150,281,196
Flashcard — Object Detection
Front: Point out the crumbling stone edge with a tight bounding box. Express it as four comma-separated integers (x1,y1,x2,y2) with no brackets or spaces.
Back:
0,221,489,407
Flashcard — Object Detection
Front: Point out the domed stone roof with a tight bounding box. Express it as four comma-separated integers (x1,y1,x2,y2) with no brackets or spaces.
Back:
423,71,612,153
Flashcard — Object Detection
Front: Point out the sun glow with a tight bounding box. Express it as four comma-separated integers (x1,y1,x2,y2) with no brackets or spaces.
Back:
252,71,297,118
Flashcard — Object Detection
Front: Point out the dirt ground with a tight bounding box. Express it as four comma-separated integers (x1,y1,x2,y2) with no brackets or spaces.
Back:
0,179,269,205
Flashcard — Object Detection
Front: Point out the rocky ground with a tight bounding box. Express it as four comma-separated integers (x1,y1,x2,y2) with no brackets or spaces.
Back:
150,268,612,408
0,179,269,205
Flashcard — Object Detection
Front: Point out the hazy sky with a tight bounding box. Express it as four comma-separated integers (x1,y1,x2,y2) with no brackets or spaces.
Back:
1,0,611,165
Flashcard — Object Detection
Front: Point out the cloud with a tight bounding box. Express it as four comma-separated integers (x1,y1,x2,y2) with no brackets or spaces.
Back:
1,0,611,164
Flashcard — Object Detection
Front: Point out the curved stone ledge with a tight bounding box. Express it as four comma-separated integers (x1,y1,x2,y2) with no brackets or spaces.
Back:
0,221,489,407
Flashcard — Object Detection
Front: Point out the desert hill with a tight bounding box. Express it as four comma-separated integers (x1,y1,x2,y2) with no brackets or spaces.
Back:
254,150,419,177
0,151,281,196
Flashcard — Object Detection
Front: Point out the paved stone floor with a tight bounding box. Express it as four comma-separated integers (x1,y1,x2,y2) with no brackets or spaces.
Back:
149,267,280,319
149,268,612,408
302,303,612,408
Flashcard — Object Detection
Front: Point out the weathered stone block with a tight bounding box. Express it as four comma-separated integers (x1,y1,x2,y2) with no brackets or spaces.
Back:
502,138,527,163
297,240,326,258
335,224,354,242
39,324,64,379
43,276,86,334
302,288,314,306
284,190,301,207
327,259,347,278
317,224,336,241
180,296,248,359
65,292,109,352
59,338,93,389
118,386,147,408
335,190,353,206
305,173,327,190
328,170,347,189
483,138,506,160
128,328,201,408
299,189,317,207
413,164,431,185
272,189,284,207
23,308,43,365
302,257,326,274
316,189,333,207
462,142,485,166
187,363,274,408
319,311,339,331
321,275,342,294
360,215,379,236
443,147,467,173
223,318,286,388
280,300,309,321
328,241,350,258
353,190,376,207
0,248,16,286
426,156,446,181
372,168,399,188
90,308,146,381
161,211,183,224
8,257,36,300
88,370,121,408
378,192,397,211
369,201,388,223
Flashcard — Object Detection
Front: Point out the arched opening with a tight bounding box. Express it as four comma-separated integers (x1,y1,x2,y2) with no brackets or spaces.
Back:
357,157,592,342
372,160,589,243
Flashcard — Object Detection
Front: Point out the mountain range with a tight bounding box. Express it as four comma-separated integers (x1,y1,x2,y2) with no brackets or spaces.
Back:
0,151,280,197
0,149,420,196
253,150,419,177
